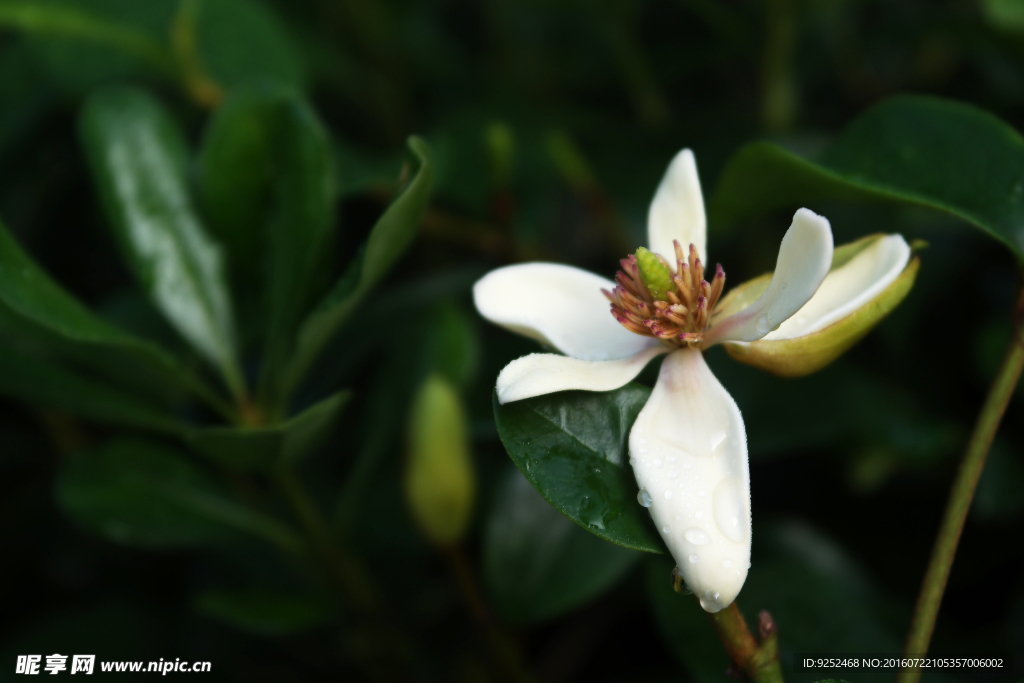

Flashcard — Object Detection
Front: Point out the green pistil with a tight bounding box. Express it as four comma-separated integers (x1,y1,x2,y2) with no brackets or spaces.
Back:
635,247,674,300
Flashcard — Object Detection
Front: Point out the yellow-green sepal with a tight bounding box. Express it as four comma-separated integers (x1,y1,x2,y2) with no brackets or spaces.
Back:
722,255,920,377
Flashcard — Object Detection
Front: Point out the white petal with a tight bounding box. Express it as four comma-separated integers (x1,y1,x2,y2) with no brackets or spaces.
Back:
763,234,911,340
629,349,750,613
647,149,707,263
496,346,668,404
474,263,660,361
703,208,833,346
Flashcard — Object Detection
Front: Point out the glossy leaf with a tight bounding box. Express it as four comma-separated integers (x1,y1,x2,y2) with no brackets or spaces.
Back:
57,438,301,552
492,384,665,553
187,391,350,471
711,95,1024,262
79,86,244,397
483,466,639,625
0,343,181,434
193,590,332,636
197,82,336,391
0,218,228,414
278,136,434,401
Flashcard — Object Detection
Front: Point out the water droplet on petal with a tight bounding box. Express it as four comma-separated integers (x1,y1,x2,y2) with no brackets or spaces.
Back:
755,314,770,335
722,559,733,568
689,554,699,563
653,458,663,467
662,525,671,533
666,455,677,464
684,528,710,546
668,471,678,479
710,430,727,452
713,477,749,543
664,490,674,500
637,488,652,508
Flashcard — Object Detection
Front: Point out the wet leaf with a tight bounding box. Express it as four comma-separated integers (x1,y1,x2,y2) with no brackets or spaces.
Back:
492,384,665,554
80,86,244,396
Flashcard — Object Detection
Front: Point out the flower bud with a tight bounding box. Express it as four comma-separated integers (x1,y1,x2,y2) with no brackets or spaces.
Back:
404,374,475,546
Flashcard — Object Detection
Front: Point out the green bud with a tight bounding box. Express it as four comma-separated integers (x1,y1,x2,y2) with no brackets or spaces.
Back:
405,374,475,546
635,247,674,300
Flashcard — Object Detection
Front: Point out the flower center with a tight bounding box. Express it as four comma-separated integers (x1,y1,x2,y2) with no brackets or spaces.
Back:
604,240,725,349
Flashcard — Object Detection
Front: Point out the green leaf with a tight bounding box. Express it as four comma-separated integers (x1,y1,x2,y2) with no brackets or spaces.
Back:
0,1,174,75
197,82,337,393
0,342,181,434
79,86,245,397
187,390,350,471
0,218,229,415
56,438,301,552
278,136,434,402
192,0,304,90
710,95,1024,262
483,466,639,625
492,384,665,554
193,590,332,636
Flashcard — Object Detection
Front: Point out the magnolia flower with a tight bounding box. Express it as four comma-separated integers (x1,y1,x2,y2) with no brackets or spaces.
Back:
474,149,917,613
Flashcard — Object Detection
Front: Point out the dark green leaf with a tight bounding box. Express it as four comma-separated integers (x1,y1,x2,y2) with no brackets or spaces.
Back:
0,218,229,414
193,590,333,636
492,384,665,554
710,95,1024,261
192,0,304,90
0,342,181,434
0,1,175,81
483,466,639,625
197,82,336,394
57,438,301,551
278,136,434,402
79,86,244,397
644,556,729,683
187,390,351,471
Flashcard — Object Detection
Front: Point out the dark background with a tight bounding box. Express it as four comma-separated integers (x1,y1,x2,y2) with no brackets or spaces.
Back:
0,1,1022,681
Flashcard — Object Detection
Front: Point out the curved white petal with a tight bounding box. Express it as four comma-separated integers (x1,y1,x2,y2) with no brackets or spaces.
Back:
647,149,707,263
474,263,661,361
763,234,911,340
629,348,750,613
703,208,833,346
496,346,668,404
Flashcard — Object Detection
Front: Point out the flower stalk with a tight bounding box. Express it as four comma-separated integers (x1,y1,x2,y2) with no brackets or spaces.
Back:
898,287,1024,683
708,602,784,683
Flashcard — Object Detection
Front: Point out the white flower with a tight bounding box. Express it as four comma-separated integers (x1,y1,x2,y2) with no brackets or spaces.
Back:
474,149,914,612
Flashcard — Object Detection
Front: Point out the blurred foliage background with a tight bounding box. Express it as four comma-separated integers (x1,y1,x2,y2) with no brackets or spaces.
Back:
0,0,1023,681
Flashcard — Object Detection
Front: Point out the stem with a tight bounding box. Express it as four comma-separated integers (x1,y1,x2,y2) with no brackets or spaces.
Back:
445,546,537,683
708,602,784,683
898,293,1024,683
